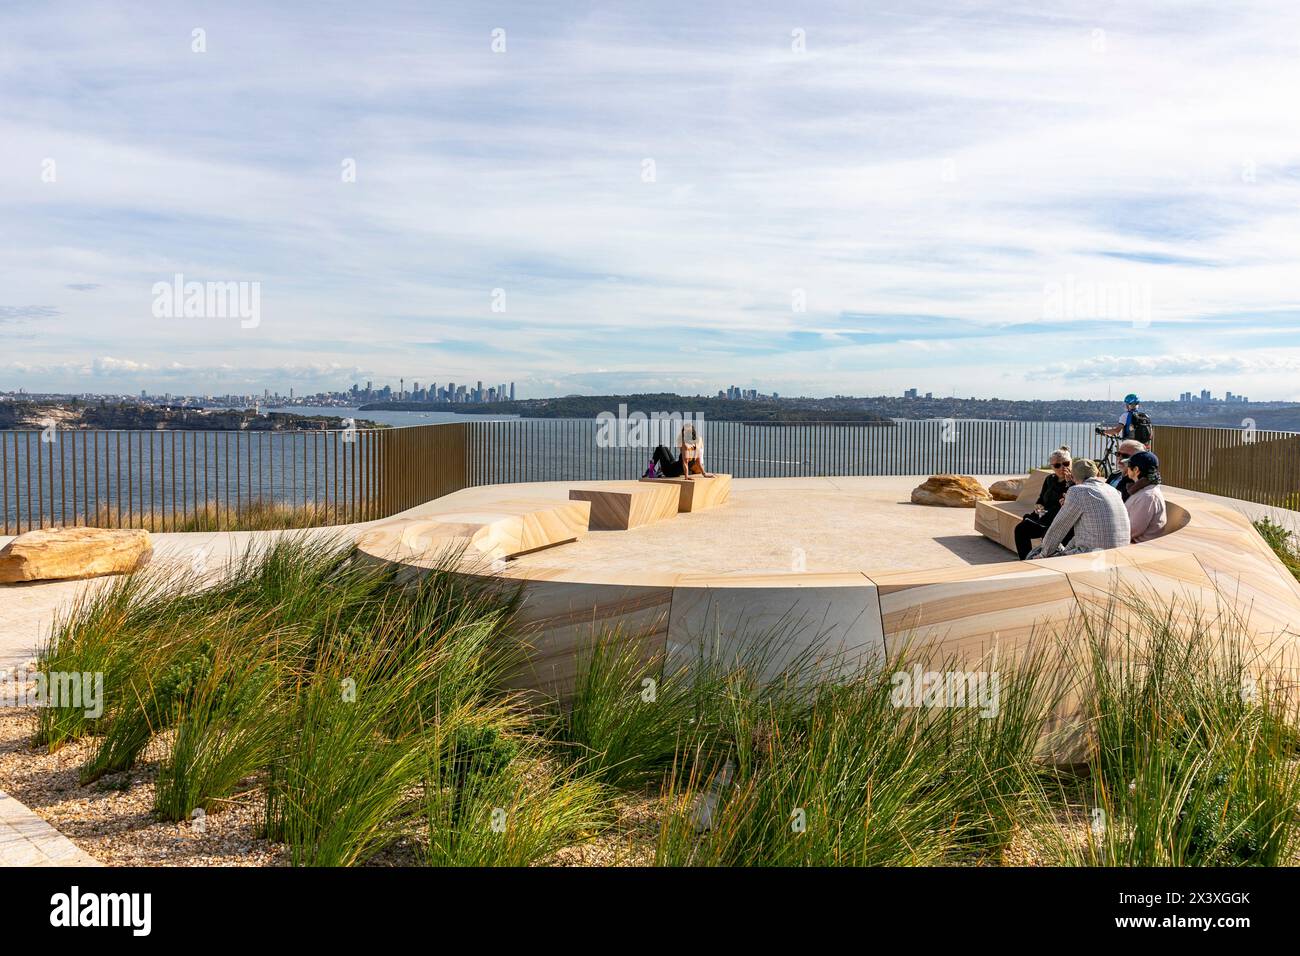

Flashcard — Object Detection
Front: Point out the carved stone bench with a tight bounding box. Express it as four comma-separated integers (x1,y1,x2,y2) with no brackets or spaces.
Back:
637,473,732,512
355,498,592,567
569,481,680,531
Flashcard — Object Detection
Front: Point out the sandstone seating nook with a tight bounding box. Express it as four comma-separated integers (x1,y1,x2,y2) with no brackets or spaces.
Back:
637,473,733,512
8,470,1296,764
568,481,681,531
355,475,1300,760
973,469,1052,551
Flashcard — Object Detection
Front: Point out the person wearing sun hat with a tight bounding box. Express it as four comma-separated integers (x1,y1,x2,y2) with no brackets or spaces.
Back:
1123,450,1167,542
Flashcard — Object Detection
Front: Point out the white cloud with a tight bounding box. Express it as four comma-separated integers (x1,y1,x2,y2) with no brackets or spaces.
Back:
2,1,1299,398
1048,352,1300,380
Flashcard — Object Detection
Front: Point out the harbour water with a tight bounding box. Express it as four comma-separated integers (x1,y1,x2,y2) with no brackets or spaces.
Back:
1,415,1107,533
222,406,520,428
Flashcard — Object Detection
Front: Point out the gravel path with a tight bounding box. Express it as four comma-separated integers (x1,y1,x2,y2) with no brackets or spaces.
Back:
0,691,288,866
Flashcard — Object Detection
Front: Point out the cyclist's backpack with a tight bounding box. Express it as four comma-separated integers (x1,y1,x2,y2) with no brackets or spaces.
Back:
1130,412,1153,444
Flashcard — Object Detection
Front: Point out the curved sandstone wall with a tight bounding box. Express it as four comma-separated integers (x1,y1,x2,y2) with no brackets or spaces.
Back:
356,484,1300,727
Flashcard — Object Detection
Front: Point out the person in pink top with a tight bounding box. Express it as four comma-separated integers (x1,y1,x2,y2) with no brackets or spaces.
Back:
1123,450,1167,543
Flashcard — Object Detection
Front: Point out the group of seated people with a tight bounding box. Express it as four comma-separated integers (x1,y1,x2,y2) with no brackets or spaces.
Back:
1017,441,1167,560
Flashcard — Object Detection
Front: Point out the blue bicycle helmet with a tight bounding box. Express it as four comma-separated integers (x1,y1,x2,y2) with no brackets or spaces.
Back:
1123,393,1140,405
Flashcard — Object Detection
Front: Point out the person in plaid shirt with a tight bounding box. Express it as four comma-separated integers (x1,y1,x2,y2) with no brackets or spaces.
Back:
1028,459,1130,558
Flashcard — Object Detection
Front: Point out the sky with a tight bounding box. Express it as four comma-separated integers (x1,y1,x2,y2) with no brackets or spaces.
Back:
3,0,1300,401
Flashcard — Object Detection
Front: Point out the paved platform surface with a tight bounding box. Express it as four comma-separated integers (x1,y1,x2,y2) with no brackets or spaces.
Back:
0,526,360,672
510,476,1015,577
0,790,100,866
5,477,1295,669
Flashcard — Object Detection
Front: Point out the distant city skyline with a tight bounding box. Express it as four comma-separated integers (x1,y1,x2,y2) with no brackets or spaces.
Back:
0,383,1278,408
4,3,1300,400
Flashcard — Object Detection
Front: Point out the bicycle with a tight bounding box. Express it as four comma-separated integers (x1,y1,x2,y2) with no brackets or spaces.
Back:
1092,428,1125,481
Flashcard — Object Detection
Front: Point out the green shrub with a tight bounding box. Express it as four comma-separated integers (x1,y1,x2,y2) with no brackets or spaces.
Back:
655,643,1058,867
36,570,198,749
154,644,287,821
262,664,433,867
1072,593,1300,866
423,720,609,867
1254,517,1300,581
553,632,698,787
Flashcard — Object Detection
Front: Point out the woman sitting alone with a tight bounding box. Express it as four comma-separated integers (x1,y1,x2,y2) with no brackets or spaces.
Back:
1014,446,1074,560
679,424,711,477
648,444,684,478
1123,450,1167,542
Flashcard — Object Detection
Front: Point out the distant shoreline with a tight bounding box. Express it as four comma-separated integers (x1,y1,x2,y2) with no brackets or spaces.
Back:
357,392,1300,431
0,402,383,431
359,395,897,425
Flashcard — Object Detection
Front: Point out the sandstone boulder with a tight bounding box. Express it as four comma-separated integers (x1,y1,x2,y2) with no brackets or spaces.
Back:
989,478,1024,502
910,475,991,508
0,527,152,584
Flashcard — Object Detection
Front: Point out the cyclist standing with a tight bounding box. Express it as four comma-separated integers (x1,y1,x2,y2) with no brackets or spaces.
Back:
1099,393,1153,444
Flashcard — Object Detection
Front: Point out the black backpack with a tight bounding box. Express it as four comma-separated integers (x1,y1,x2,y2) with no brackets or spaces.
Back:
1129,411,1153,444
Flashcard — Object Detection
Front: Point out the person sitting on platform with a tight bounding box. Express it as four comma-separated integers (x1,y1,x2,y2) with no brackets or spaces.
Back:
1027,459,1130,559
1123,450,1167,542
1107,438,1147,500
650,444,684,478
1014,446,1074,560
679,424,711,477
